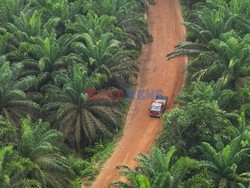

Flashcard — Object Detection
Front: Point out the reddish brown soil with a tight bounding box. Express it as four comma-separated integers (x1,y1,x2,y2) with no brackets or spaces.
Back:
84,0,187,187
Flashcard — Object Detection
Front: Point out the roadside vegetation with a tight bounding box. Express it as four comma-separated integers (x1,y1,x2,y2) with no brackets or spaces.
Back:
114,0,250,187
0,0,155,187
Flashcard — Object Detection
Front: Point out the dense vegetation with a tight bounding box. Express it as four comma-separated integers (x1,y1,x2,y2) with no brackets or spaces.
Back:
0,0,154,187
115,0,250,187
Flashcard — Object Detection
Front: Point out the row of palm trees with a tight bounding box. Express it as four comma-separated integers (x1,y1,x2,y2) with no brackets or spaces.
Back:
115,0,250,187
0,0,154,187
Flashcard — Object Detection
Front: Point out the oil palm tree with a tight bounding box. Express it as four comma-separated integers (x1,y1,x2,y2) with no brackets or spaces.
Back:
73,31,119,70
2,4,79,60
13,11,43,38
30,0,84,22
166,4,238,65
2,12,49,62
67,12,123,39
27,0,89,38
167,39,219,82
73,31,138,88
0,0,31,24
1,10,45,51
201,129,250,187
176,81,240,110
42,64,122,147
184,6,238,43
167,0,250,87
195,0,250,34
0,146,43,188
0,146,18,187
0,61,40,127
168,34,250,89
239,86,250,106
16,117,75,188
113,146,211,188
19,33,81,91
82,0,152,49
0,116,17,147
0,29,13,57
210,35,250,89
0,117,75,188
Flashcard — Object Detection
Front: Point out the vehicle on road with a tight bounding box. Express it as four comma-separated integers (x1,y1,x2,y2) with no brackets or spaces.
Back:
148,95,168,117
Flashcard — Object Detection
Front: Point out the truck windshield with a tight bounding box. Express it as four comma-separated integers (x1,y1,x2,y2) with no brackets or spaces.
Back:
151,106,161,111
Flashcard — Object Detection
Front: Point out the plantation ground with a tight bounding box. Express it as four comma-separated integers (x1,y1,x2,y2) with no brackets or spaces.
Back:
84,0,187,187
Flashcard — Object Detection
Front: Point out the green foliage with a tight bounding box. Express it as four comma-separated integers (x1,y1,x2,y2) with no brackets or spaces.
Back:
176,81,240,110
68,155,93,188
108,0,250,187
200,129,250,186
0,61,40,126
42,64,122,147
82,0,152,49
70,138,120,187
158,0,250,187
0,117,75,188
0,116,17,146
167,0,250,90
113,146,212,188
0,145,45,188
158,99,239,157
0,0,153,186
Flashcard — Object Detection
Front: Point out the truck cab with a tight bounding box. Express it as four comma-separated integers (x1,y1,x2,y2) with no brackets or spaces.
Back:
149,95,168,117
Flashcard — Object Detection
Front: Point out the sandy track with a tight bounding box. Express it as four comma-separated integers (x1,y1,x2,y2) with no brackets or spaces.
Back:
85,0,186,187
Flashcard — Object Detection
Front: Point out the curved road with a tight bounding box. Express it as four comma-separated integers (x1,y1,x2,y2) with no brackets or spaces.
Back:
85,0,187,187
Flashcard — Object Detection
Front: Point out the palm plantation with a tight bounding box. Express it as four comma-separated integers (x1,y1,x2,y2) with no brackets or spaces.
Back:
0,0,154,187
0,0,250,187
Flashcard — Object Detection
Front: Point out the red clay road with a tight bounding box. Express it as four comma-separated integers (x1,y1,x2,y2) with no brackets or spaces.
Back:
84,0,187,187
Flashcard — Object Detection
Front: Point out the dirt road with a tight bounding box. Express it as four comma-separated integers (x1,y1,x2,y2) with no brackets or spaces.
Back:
87,0,186,187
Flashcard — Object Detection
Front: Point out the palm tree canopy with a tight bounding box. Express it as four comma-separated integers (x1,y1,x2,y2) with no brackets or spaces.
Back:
0,60,40,127
42,64,122,147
